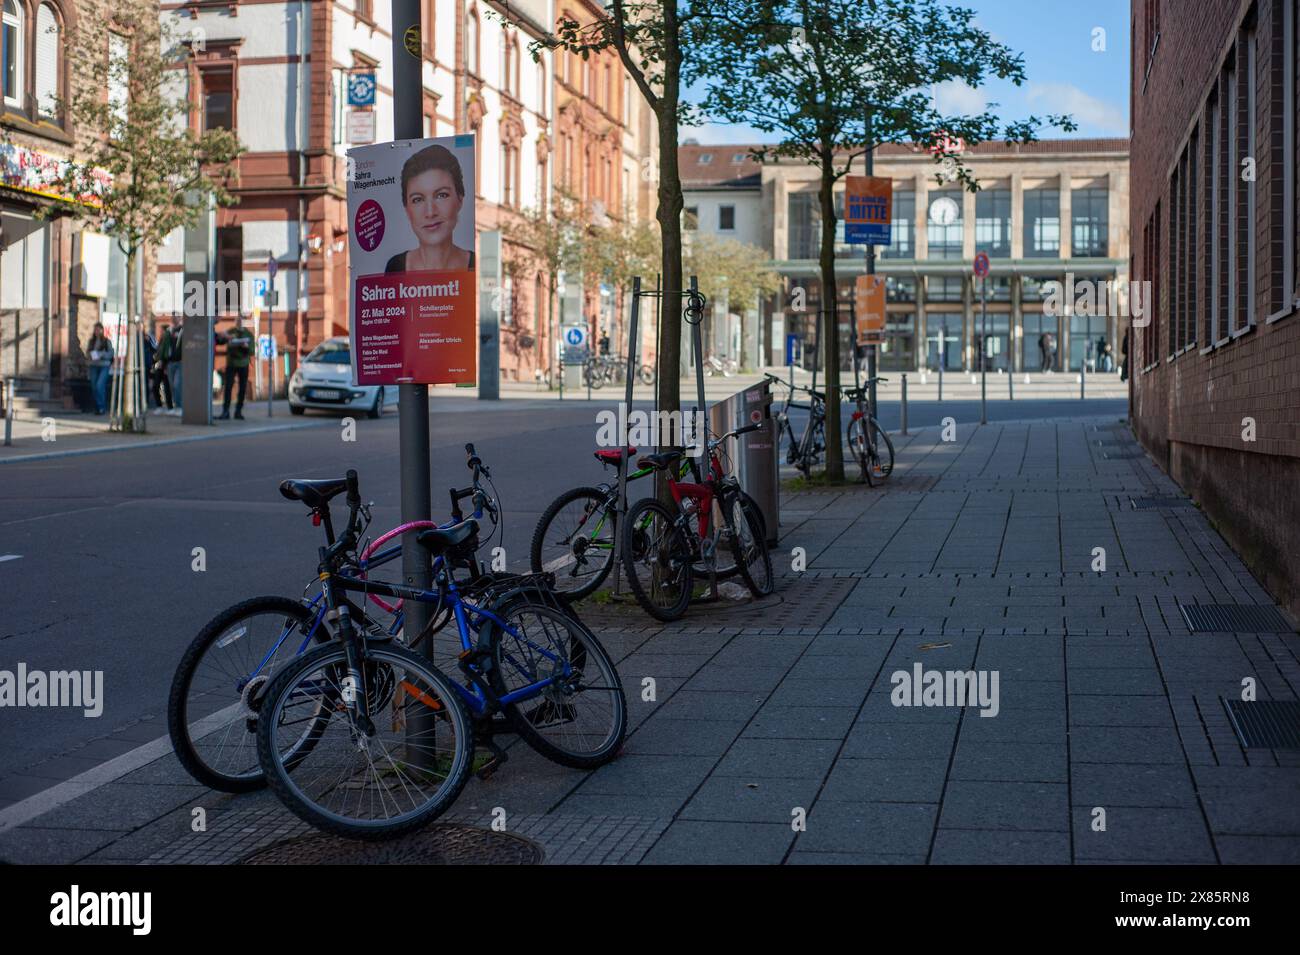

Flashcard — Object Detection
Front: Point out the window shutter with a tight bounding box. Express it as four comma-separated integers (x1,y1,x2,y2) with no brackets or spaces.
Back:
35,5,58,117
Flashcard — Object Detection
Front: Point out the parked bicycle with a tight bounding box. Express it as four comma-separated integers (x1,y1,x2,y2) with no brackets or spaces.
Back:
766,373,895,484
582,353,654,389
845,379,895,486
702,354,738,377
621,424,773,621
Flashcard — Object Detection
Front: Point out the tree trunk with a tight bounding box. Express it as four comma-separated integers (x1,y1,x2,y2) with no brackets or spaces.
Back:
817,149,843,480
549,275,557,387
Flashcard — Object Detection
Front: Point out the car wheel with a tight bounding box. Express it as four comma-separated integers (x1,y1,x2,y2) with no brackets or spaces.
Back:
289,403,305,416
367,387,384,419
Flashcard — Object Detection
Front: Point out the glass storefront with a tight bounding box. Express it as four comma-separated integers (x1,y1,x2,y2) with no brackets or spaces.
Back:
880,311,915,371
1069,314,1110,371
925,313,963,370
974,314,1011,371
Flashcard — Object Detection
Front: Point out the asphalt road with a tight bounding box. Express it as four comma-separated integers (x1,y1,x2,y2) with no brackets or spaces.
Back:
0,392,1128,780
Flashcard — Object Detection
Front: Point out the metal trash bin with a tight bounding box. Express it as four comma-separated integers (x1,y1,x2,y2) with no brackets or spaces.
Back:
707,381,778,545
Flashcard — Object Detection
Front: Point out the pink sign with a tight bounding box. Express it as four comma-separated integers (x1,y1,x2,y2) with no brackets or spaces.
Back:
354,199,385,252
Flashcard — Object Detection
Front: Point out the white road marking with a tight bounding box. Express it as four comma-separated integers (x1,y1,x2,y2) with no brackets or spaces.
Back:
0,702,243,834
542,553,576,572
0,555,21,563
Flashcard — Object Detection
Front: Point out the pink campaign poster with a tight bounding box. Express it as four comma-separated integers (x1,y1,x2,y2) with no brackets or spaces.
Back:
346,135,478,385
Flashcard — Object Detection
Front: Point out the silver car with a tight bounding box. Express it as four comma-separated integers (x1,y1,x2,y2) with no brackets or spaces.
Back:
288,338,397,418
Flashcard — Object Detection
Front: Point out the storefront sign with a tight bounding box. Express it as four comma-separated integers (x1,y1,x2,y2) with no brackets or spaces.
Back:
0,143,110,206
854,274,886,345
347,135,478,385
844,175,891,245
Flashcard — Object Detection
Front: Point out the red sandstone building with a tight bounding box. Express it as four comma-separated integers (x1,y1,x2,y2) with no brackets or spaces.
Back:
1129,0,1300,614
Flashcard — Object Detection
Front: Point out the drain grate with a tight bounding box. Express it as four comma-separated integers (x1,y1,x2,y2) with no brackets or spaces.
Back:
1222,699,1300,749
1130,496,1195,510
239,824,544,865
1180,604,1296,633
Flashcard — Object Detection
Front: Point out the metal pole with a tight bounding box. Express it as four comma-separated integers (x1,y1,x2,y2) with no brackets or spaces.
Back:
900,373,908,435
1009,345,1014,400
3,378,13,446
979,276,987,425
267,345,273,417
267,303,274,417
392,0,433,674
938,333,944,401
612,277,641,596
690,275,706,422
1081,342,1088,399
864,108,879,433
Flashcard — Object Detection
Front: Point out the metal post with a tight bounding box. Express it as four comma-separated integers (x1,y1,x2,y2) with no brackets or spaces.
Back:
863,108,879,438
267,302,274,417
937,333,944,401
3,378,13,446
1009,350,1014,400
611,277,641,596
1081,342,1088,399
900,373,908,436
979,276,987,425
392,0,433,676
267,345,273,417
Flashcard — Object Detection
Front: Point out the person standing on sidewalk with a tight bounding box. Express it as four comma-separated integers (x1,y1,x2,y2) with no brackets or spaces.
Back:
86,322,114,415
151,324,176,413
164,323,184,416
215,317,253,420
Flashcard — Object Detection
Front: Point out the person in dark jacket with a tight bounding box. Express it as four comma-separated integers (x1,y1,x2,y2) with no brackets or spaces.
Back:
86,323,114,414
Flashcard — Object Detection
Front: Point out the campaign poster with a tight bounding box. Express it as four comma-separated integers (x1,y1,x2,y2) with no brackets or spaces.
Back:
347,134,478,385
844,175,892,245
854,274,886,345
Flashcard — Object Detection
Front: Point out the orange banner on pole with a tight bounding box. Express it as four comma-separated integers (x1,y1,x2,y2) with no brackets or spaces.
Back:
844,175,892,245
855,275,886,345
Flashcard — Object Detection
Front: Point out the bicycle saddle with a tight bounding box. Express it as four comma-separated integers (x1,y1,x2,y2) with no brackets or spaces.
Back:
279,477,349,509
636,450,683,471
594,446,637,464
417,519,479,555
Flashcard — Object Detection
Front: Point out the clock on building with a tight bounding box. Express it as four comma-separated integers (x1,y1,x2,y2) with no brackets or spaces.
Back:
929,195,960,226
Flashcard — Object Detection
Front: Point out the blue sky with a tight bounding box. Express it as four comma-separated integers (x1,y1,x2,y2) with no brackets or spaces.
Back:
689,0,1132,144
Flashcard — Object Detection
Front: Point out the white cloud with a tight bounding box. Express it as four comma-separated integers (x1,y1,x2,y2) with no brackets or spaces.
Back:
686,121,779,146
1025,82,1127,135
932,80,988,116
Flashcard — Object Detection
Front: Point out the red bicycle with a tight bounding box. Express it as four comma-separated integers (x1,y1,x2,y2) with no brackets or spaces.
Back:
620,424,774,621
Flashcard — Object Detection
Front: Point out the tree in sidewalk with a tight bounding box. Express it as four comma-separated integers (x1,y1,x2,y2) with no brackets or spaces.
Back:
45,1,242,430
536,1,727,447
700,0,1074,480
683,233,782,370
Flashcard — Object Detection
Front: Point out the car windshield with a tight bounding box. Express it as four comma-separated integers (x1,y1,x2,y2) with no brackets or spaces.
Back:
307,344,350,365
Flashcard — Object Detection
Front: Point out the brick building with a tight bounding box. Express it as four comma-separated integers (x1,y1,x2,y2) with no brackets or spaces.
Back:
1129,0,1300,615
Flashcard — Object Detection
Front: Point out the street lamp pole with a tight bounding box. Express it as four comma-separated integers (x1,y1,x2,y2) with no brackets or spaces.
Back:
864,109,878,423
391,0,432,660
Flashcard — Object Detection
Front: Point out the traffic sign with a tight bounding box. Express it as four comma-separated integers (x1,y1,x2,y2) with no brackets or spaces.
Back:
347,110,376,144
267,256,279,279
257,334,277,360
973,251,990,278
347,72,376,107
252,278,268,308
563,325,588,348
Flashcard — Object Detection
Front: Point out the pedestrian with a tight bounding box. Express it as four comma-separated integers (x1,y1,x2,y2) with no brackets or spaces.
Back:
1120,327,1130,382
143,329,158,410
151,324,175,413
1098,337,1114,373
165,322,184,416
1039,332,1055,373
215,316,253,420
86,322,114,415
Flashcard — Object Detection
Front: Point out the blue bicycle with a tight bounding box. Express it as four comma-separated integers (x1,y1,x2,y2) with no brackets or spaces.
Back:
253,469,627,838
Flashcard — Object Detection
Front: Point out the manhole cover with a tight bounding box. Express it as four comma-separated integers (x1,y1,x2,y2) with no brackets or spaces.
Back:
1180,604,1295,633
1223,700,1300,749
1130,496,1194,509
239,824,544,865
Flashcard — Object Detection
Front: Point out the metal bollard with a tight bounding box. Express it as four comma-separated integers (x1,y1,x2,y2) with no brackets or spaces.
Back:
900,373,908,436
1009,364,1014,400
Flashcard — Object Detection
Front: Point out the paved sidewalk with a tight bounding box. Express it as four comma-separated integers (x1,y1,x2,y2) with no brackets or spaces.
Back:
2,413,1296,864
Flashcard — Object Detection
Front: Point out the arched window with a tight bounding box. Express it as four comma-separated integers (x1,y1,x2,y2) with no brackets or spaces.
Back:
465,9,478,74
35,4,60,119
537,61,545,113
501,34,513,94
2,0,24,109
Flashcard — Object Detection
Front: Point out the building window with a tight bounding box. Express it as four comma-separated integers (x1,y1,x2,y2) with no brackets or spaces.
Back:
698,153,712,164
202,67,234,132
2,0,22,109
1234,25,1256,333
787,193,816,258
466,8,479,75
1071,187,1109,258
885,276,916,302
926,190,963,259
502,143,517,206
718,205,735,231
34,4,60,120
624,77,633,123
880,190,914,259
603,63,611,112
684,206,698,230
1022,312,1059,372
926,276,964,302
975,188,1011,258
881,313,915,371
537,159,547,212
537,61,545,113
1266,0,1296,318
356,0,372,20
1023,188,1060,257
215,226,243,313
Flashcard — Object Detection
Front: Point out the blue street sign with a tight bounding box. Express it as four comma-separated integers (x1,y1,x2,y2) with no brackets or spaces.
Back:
564,326,588,348
257,334,277,360
252,278,268,299
347,72,376,107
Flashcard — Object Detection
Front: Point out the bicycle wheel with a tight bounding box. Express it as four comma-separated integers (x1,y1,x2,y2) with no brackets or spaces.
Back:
621,498,694,621
486,603,627,768
168,596,330,792
729,492,774,597
638,364,655,386
256,642,473,840
869,419,895,483
847,414,873,485
530,486,618,600
584,362,605,389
